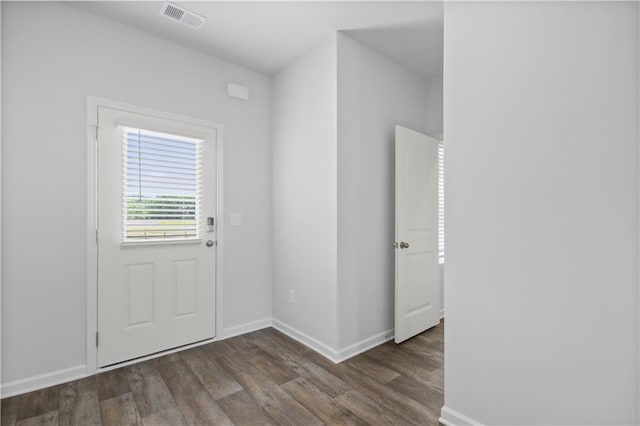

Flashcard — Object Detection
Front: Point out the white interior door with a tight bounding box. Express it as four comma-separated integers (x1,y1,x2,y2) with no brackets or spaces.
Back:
394,125,440,343
97,107,217,367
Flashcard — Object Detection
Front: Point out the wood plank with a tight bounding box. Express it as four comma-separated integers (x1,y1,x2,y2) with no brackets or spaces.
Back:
97,368,130,401
346,355,401,384
242,329,269,341
252,335,350,398
386,373,443,411
157,359,233,426
58,377,101,426
420,367,443,394
415,327,444,346
291,355,352,398
100,393,141,426
14,411,58,426
412,337,444,360
125,363,176,418
140,407,187,426
241,346,299,385
306,350,438,424
1,396,20,426
180,348,242,400
260,329,310,355
16,387,59,421
216,390,276,425
218,351,322,426
365,343,441,387
392,333,444,364
395,335,444,363
281,377,365,426
222,336,254,353
200,340,236,359
335,390,399,425
150,353,182,368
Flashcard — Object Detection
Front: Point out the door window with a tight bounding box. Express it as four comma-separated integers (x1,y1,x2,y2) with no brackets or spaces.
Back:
122,127,203,243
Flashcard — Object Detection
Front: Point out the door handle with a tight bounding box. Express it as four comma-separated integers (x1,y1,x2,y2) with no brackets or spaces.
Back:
400,242,410,249
206,240,215,247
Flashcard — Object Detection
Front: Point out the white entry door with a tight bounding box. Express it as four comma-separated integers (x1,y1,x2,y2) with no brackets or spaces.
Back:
97,107,217,367
394,125,440,343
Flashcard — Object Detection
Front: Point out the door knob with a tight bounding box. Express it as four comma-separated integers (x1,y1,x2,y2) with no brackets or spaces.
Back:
206,240,215,247
400,242,409,249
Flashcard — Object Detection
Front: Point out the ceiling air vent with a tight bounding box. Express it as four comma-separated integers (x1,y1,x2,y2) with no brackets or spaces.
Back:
159,2,206,30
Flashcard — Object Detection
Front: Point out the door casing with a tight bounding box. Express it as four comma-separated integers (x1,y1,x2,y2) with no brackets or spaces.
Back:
85,96,224,375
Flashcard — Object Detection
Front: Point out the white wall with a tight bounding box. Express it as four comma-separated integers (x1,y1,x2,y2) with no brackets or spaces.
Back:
272,36,339,349
425,74,444,314
2,2,272,386
336,33,433,349
425,75,443,136
443,2,639,424
273,33,444,355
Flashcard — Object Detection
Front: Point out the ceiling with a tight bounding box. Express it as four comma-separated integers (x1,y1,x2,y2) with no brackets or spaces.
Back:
69,1,443,80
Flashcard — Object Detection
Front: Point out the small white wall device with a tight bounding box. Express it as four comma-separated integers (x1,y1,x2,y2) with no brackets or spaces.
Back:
226,83,250,101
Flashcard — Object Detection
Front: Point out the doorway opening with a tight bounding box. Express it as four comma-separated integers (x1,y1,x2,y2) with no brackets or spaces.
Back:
86,98,224,374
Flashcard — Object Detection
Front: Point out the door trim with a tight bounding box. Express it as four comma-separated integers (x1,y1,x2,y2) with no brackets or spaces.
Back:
85,96,224,375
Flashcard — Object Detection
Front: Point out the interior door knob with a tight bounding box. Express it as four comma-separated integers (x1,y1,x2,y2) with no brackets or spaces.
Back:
206,240,215,247
400,241,409,249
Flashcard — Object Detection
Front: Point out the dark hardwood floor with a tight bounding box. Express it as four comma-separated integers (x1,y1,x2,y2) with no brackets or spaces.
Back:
1,321,443,425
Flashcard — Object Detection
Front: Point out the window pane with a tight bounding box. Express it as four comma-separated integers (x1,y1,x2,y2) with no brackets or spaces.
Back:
122,127,202,242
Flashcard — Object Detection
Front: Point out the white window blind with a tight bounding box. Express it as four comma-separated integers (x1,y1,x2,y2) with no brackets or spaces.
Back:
438,143,445,263
122,127,203,242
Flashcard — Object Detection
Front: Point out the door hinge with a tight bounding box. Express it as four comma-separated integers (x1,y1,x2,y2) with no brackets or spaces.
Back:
95,125,99,142
96,332,99,346
95,229,99,244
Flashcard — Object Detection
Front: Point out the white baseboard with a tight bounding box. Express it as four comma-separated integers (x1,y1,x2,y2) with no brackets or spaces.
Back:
1,364,87,398
271,318,392,364
1,317,272,398
222,317,272,340
272,318,341,362
1,318,395,397
440,406,484,426
440,308,445,319
333,328,394,363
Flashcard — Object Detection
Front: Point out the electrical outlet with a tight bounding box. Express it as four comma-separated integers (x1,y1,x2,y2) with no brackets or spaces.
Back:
289,289,296,304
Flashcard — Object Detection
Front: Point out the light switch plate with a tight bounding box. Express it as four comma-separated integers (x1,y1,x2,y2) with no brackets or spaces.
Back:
229,213,242,226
